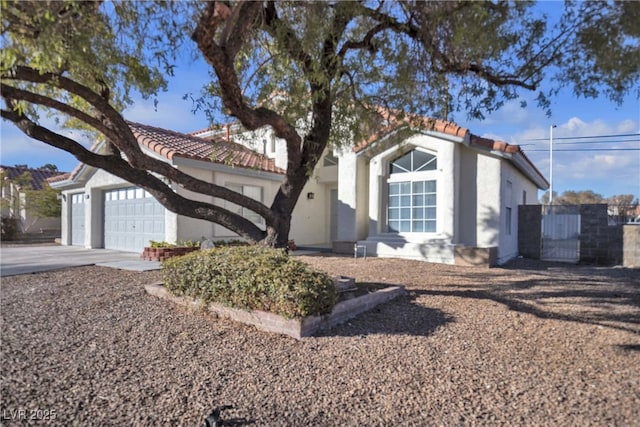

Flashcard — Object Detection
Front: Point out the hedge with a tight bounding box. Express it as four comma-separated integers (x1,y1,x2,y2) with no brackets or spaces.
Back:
161,246,338,319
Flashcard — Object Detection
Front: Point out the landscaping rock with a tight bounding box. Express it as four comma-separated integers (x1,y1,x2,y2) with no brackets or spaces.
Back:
1,257,638,426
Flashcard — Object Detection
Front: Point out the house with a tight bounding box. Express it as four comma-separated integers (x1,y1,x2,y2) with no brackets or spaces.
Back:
1,165,66,238
49,117,548,266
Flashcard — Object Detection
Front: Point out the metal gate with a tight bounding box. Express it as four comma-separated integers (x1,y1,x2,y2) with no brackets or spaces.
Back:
541,205,580,263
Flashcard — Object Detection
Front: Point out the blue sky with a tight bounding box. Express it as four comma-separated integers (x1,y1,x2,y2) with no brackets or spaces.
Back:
1,12,639,201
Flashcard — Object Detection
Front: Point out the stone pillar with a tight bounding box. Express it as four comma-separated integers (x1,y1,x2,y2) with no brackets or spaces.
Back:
518,204,542,259
623,224,640,268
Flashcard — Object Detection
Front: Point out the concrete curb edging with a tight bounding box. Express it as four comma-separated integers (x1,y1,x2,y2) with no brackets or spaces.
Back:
144,283,405,339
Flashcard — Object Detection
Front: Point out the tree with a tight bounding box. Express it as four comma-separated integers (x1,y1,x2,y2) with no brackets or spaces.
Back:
38,163,58,172
606,194,639,224
2,1,639,247
540,190,605,205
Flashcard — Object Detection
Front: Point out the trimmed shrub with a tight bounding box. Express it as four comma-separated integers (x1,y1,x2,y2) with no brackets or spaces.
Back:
1,216,19,241
161,246,338,319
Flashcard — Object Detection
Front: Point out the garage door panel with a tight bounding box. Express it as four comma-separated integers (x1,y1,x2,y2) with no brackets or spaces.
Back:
71,193,85,246
104,187,165,252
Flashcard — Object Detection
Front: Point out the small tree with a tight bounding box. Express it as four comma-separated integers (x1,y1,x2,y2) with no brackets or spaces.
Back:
607,194,639,224
2,1,638,247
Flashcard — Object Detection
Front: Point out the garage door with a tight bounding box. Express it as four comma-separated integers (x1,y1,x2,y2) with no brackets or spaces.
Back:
104,187,165,252
70,193,85,246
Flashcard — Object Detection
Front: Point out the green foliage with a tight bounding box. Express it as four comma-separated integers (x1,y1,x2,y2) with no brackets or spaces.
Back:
148,240,175,248
162,246,338,319
24,183,61,218
3,1,638,248
1,216,19,240
149,239,247,248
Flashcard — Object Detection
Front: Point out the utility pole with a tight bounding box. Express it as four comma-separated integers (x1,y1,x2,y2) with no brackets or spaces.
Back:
549,124,557,205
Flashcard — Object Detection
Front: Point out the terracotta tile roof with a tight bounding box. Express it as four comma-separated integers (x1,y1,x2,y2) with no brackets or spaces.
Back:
351,110,547,188
353,114,469,153
469,135,520,154
0,165,68,190
128,121,284,174
46,172,72,184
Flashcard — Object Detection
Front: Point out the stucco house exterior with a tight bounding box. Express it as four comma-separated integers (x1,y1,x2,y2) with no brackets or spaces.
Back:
1,165,64,237
50,117,548,266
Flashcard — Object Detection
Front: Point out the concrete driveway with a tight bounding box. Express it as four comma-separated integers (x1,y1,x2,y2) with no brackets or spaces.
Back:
0,245,160,277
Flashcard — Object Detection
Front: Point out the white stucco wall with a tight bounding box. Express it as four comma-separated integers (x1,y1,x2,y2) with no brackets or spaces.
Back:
290,176,331,245
475,154,502,249
497,161,539,264
174,166,216,242
208,168,282,240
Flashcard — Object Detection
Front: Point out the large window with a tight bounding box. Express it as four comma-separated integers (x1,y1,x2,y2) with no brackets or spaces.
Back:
387,149,437,233
226,184,264,227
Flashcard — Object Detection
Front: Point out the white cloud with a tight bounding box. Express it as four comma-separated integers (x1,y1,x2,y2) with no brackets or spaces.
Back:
498,116,640,198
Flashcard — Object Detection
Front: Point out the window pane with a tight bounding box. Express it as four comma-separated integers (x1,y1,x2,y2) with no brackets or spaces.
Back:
391,152,412,173
228,184,242,193
391,150,437,173
387,179,437,233
413,150,437,171
389,183,400,195
243,185,262,201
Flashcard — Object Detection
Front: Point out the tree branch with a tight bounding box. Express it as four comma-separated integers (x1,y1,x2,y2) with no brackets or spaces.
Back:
2,66,273,220
0,106,266,241
0,84,116,140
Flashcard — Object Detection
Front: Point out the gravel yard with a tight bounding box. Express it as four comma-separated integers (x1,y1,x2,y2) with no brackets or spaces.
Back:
1,255,639,426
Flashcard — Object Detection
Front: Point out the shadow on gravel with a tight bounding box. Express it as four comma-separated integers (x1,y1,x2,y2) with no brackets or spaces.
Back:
617,344,640,352
319,295,454,338
414,260,640,334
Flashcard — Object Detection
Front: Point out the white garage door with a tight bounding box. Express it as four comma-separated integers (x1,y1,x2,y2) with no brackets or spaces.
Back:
70,193,85,246
104,187,165,252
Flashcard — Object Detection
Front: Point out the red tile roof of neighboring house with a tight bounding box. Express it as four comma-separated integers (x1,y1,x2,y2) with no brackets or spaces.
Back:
46,172,72,184
0,165,68,190
128,121,284,174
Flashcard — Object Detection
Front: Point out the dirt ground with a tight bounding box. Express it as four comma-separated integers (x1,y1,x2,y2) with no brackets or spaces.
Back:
1,255,638,426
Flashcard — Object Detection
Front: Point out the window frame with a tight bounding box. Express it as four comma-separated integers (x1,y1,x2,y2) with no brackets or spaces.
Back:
385,148,438,235
225,183,265,227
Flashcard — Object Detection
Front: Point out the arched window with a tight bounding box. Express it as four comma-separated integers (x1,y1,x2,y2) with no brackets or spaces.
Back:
387,149,437,233
390,150,437,174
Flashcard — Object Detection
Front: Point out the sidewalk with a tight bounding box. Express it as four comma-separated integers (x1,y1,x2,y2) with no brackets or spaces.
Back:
0,245,160,277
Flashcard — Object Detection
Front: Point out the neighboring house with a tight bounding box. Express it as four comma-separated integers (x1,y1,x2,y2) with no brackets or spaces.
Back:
0,165,65,236
50,118,548,265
